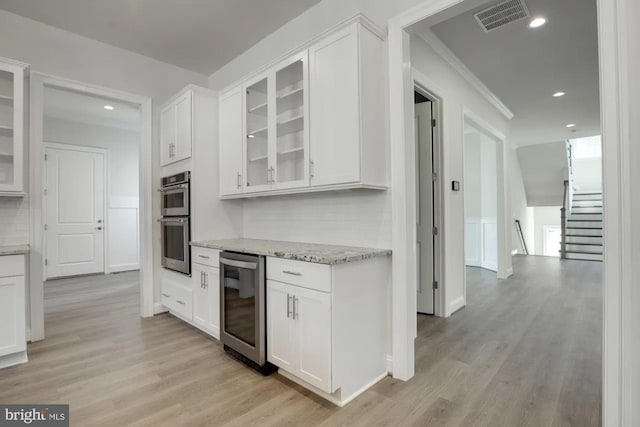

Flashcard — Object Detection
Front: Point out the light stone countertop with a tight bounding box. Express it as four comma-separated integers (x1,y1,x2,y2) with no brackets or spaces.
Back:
0,244,30,256
190,238,391,265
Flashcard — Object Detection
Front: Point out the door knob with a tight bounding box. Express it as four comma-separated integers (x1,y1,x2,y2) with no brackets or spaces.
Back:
97,219,103,223
96,226,103,230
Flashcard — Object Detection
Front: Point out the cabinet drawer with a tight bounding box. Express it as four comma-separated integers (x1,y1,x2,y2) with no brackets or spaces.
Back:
161,282,193,319
192,247,220,268
0,255,25,278
267,258,331,293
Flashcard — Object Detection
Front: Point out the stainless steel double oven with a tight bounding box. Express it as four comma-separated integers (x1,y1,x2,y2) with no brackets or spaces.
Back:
159,171,191,275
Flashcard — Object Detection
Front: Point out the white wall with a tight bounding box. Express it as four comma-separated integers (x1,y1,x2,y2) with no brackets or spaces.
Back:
532,206,561,256
510,147,533,254
572,157,602,193
517,141,567,206
43,116,140,272
410,34,513,311
0,9,208,310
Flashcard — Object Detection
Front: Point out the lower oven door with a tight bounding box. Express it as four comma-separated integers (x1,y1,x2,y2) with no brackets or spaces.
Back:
159,217,191,275
220,252,265,365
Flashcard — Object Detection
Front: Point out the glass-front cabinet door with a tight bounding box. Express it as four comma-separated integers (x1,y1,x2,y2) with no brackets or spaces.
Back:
0,60,26,195
241,52,309,193
273,52,309,190
243,74,271,192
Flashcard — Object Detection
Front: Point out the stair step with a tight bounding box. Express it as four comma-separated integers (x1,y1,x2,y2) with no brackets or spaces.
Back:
570,208,602,214
566,236,603,244
566,244,602,253
566,228,603,236
565,252,603,261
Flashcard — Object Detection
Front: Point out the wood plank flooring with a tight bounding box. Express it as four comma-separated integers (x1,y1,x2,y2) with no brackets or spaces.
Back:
0,255,601,426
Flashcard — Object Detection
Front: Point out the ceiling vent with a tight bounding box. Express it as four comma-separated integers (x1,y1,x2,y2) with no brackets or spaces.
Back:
474,0,530,32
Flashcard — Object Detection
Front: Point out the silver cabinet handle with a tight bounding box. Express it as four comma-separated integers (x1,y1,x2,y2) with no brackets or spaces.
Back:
162,293,170,298
282,270,301,276
237,172,242,188
293,296,298,320
220,257,257,270
204,272,208,288
310,159,315,179
176,300,185,305
287,293,292,318
268,166,275,184
200,271,204,288
198,254,210,259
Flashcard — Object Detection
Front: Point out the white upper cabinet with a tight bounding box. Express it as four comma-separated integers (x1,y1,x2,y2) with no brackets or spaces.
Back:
218,18,386,199
219,87,244,196
160,89,193,166
0,58,27,196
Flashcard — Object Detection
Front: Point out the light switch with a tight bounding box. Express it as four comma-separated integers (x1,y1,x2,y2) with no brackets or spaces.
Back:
452,181,460,191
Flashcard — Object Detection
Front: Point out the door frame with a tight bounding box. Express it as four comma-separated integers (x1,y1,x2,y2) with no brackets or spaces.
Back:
29,72,154,341
462,107,511,280
42,142,109,279
388,0,629,424
413,74,445,317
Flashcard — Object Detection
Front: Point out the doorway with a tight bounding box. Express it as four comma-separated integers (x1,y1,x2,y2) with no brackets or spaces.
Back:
414,89,441,315
29,73,153,342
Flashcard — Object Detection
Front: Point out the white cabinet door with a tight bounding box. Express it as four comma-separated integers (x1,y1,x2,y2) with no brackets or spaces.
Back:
219,88,244,196
294,286,332,393
309,25,361,187
267,280,297,372
193,264,220,338
160,102,176,166
0,61,25,194
243,73,273,193
174,90,193,162
0,275,26,357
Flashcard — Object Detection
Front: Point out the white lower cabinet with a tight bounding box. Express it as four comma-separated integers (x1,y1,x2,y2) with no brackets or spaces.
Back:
266,256,390,406
192,263,220,339
267,279,331,392
161,248,221,340
0,254,27,368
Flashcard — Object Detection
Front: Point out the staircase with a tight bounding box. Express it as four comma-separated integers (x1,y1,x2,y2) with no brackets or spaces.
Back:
562,191,603,261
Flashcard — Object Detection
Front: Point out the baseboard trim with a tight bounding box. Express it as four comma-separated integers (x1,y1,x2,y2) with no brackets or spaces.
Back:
386,355,393,374
448,296,466,316
0,351,28,369
154,303,169,315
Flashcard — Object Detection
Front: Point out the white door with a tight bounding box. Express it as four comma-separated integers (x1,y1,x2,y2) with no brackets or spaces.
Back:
267,280,296,372
219,88,244,196
309,26,360,187
45,145,106,279
0,275,26,357
544,226,562,257
295,286,332,393
416,100,435,315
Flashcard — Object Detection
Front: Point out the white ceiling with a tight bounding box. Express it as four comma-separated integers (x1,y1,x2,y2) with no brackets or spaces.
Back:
0,0,323,75
411,0,600,147
44,86,141,131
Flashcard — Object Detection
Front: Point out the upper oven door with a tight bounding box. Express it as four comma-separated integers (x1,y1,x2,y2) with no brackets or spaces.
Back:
160,183,190,217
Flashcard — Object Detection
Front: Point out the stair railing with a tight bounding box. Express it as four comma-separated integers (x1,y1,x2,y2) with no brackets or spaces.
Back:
515,220,529,255
560,179,569,259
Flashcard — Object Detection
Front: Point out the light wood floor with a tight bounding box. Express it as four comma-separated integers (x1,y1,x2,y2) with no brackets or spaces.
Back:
0,255,601,426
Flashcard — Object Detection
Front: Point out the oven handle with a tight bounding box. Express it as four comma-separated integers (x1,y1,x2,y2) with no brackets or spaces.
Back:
220,257,257,270
157,183,188,192
157,217,188,223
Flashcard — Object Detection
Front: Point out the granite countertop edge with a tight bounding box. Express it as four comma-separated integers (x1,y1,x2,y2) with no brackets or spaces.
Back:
0,244,31,256
190,239,391,265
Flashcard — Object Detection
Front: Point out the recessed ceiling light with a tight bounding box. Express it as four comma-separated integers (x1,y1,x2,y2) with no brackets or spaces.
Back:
247,134,255,139
566,123,576,128
104,105,114,110
553,91,566,97
529,17,546,28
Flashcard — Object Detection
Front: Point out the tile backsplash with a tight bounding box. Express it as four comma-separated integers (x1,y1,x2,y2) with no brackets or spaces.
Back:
0,195,29,245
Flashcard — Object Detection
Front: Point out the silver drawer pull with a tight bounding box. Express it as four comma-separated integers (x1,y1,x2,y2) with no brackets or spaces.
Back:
198,255,210,259
162,293,170,298
176,300,186,305
282,270,302,276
